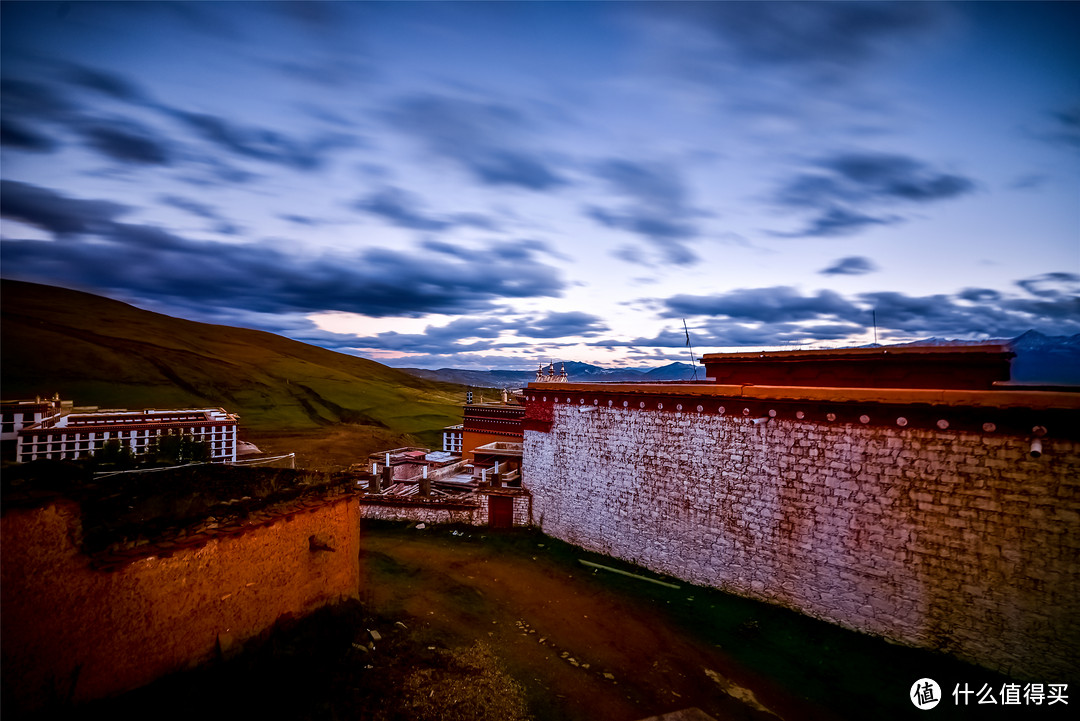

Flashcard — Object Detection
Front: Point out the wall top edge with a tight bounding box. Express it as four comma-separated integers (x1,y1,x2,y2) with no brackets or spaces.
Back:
699,345,1013,361
526,382,1080,411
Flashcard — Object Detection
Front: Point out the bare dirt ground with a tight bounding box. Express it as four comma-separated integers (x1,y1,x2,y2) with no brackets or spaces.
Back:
360,526,824,721
75,522,1021,721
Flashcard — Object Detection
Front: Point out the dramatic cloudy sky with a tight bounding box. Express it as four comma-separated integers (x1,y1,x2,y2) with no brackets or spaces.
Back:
2,1,1077,369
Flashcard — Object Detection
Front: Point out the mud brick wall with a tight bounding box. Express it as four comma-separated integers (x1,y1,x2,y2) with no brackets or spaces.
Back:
523,403,1080,680
1,494,361,710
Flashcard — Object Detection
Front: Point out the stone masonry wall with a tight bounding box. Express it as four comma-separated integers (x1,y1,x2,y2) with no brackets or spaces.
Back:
359,499,481,525
358,491,531,527
1,494,361,710
477,490,532,527
523,404,1080,680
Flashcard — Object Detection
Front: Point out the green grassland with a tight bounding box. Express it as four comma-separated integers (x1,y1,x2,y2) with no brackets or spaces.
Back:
1,280,467,441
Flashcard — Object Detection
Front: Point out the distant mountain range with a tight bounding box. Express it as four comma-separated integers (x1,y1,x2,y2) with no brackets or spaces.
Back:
1002,330,1080,385
402,331,1080,388
400,360,702,388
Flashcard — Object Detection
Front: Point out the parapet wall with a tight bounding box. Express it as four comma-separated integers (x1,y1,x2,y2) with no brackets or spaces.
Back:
1,492,361,711
359,496,482,525
357,489,531,528
522,385,1080,680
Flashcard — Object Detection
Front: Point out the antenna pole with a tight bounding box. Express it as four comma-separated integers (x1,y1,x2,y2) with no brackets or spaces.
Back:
683,319,698,381
873,309,878,345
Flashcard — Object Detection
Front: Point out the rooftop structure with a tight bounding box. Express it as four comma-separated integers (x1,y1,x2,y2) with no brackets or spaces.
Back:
461,401,524,460
362,441,530,530
366,446,462,481
536,362,568,383
700,344,1014,390
471,441,523,486
441,423,463,454
16,406,240,464
1,396,70,443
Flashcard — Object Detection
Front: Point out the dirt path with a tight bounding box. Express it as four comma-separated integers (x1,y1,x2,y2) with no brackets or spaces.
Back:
82,523,1018,721
361,526,838,721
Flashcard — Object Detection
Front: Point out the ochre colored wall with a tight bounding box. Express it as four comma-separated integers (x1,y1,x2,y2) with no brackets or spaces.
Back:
462,430,516,461
1,494,360,711
524,397,1080,680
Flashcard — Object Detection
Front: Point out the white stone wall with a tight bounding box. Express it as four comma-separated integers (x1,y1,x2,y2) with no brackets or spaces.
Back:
358,491,530,528
523,404,1080,680
359,502,480,526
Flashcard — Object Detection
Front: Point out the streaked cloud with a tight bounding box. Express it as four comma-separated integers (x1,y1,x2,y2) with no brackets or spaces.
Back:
1,179,129,236
355,186,497,232
75,118,174,165
166,108,357,172
659,1,941,76
820,256,879,276
1,181,566,319
586,159,705,265
771,151,976,237
653,277,1080,345
1,1,1075,369
385,94,567,191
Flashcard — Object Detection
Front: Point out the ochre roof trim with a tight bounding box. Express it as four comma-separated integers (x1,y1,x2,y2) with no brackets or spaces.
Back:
527,382,1080,411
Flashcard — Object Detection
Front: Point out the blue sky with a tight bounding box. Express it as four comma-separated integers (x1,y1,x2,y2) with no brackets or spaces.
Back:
2,1,1077,369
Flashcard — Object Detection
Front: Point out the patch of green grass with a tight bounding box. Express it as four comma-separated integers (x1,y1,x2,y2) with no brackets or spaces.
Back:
2,280,467,440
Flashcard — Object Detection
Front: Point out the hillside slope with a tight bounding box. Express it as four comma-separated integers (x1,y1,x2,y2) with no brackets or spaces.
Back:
1,281,466,441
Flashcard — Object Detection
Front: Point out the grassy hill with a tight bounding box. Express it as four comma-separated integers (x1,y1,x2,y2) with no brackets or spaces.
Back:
1,280,468,457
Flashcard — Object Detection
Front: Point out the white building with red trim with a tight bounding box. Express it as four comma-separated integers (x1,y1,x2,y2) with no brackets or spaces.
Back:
15,407,239,464
1,396,70,442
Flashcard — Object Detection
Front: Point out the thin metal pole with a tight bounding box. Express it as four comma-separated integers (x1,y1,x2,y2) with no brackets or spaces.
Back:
683,319,698,380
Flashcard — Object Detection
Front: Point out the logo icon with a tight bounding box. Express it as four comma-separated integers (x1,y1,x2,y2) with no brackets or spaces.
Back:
911,678,941,710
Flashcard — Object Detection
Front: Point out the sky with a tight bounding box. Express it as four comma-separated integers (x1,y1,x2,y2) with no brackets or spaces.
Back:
1,1,1078,370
